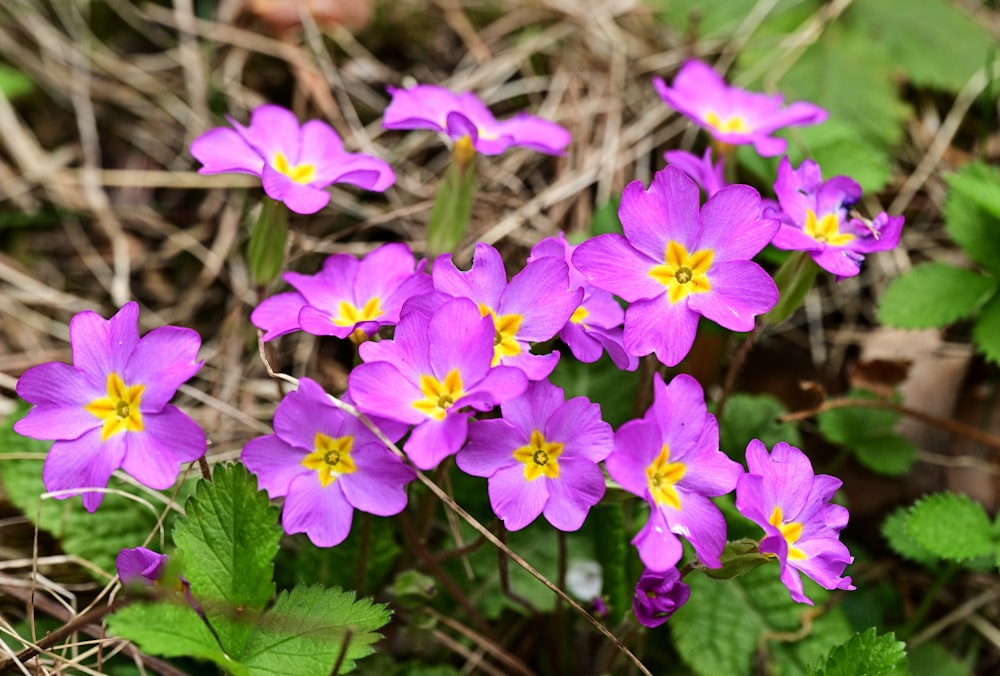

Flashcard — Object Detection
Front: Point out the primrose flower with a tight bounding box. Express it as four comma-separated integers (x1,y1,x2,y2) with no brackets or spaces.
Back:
348,297,528,470
251,242,432,342
528,235,637,371
191,104,394,214
654,60,827,157
242,378,415,547
457,380,613,531
736,440,855,605
573,166,779,367
769,157,904,279
383,83,571,156
632,568,691,628
433,242,583,380
664,148,726,198
116,547,168,587
606,373,742,570
15,303,205,512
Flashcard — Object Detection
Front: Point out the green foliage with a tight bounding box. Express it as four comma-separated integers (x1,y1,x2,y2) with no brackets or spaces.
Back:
172,463,282,654
907,642,974,676
763,251,821,327
248,198,289,286
0,63,33,99
906,492,995,562
944,163,1000,273
878,263,996,328
0,402,175,574
427,158,476,257
881,507,939,568
548,352,639,428
971,294,1000,365
847,0,994,91
808,628,907,676
671,565,851,676
817,390,917,476
275,517,401,595
590,504,630,623
110,464,390,674
718,392,802,460
586,198,623,238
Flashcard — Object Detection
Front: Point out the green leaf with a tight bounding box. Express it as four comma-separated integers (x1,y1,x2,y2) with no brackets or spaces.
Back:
671,565,849,676
548,352,639,429
763,251,820,327
107,600,238,674
589,504,629,623
881,507,939,568
248,198,289,286
0,402,177,574
907,642,973,676
718,392,802,461
973,293,1000,365
808,628,907,676
240,585,391,675
817,390,917,476
945,163,1000,273
702,539,769,580
879,263,996,329
0,63,33,100
907,492,995,562
848,0,994,91
172,463,282,656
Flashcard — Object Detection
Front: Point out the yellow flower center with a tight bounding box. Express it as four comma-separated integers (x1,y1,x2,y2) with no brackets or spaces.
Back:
478,304,524,366
569,306,589,325
804,208,855,246
301,432,358,488
645,444,686,510
648,240,714,304
413,369,465,421
272,151,317,185
768,505,807,561
705,111,750,134
332,297,384,328
512,429,565,481
84,372,145,441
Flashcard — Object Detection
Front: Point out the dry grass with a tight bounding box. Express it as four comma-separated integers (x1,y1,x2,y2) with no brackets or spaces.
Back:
1,0,998,673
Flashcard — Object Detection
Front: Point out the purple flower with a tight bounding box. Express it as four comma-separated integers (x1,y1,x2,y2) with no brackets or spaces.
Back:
528,235,637,371
116,547,168,586
433,242,583,380
653,60,827,157
348,297,528,470
383,84,571,156
664,148,726,198
632,568,691,628
606,374,741,570
14,303,205,512
573,166,779,367
769,157,904,279
241,377,415,547
456,380,613,531
736,440,855,605
251,242,432,342
191,104,395,214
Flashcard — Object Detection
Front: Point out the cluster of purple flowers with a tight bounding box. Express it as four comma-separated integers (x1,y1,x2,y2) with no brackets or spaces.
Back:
12,66,879,631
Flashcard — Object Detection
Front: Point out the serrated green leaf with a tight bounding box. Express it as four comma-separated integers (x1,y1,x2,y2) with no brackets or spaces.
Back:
817,390,917,476
849,0,994,91
0,402,176,574
671,565,843,676
878,263,996,329
881,507,939,567
172,463,282,656
907,492,995,562
718,393,802,461
808,628,907,676
945,163,1000,273
107,600,238,673
973,294,1000,365
239,585,391,675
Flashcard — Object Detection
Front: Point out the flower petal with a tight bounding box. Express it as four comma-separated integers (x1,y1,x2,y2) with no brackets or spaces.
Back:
119,406,206,490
